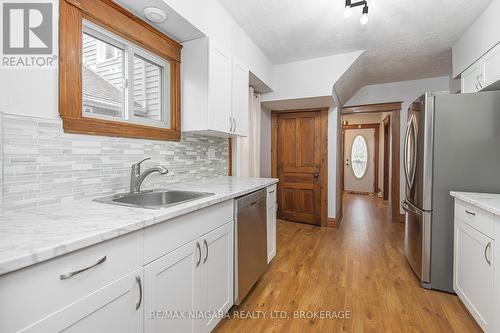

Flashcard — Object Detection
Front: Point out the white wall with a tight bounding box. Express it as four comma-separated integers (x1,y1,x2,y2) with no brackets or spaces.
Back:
327,106,340,218
452,0,500,78
163,0,274,87
0,0,59,119
262,51,363,102
346,76,451,212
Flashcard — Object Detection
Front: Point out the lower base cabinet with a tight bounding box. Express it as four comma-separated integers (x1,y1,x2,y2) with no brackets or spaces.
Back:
144,221,234,333
25,269,144,333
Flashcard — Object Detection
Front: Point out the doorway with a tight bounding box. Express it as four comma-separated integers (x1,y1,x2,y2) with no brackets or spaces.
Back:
271,108,328,226
341,102,402,222
343,124,379,195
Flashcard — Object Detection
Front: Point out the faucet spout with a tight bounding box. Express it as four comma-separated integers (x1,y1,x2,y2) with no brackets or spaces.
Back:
130,159,168,193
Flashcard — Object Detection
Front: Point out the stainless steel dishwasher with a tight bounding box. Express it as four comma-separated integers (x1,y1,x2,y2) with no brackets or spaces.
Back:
234,188,267,305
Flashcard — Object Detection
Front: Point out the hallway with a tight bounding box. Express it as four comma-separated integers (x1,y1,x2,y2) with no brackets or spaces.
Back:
216,194,481,332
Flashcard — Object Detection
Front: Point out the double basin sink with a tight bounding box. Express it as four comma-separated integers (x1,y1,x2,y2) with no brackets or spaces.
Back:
94,189,214,209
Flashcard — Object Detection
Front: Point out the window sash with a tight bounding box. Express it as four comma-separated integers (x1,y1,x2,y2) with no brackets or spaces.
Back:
82,19,170,129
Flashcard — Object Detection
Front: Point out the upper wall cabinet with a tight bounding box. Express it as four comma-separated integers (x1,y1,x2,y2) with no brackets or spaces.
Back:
181,37,249,137
461,42,500,93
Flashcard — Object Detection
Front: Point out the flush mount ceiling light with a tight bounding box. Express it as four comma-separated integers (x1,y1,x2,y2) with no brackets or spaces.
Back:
143,7,167,24
344,0,369,25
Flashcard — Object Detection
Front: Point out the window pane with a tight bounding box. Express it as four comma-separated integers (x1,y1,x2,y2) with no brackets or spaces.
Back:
133,55,169,126
82,32,125,119
351,135,368,179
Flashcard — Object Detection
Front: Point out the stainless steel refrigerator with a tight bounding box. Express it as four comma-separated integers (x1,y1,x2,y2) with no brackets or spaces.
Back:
403,91,500,292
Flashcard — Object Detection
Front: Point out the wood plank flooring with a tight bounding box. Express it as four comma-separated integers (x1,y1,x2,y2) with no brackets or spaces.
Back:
216,193,481,332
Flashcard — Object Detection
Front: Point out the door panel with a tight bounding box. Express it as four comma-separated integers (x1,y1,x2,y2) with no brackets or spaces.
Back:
201,222,234,332
406,99,426,209
27,270,143,333
277,112,322,225
344,128,375,193
404,205,423,280
144,240,200,333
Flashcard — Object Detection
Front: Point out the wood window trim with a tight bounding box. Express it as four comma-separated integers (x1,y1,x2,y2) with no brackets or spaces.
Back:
59,0,182,141
271,108,329,228
343,123,380,195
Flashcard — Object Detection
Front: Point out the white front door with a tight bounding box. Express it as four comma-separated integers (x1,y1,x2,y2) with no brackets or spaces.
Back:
344,128,375,193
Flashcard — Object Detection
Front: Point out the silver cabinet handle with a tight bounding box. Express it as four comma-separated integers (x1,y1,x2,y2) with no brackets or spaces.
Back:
196,242,201,267
60,255,107,280
229,117,233,132
135,275,142,310
465,209,476,216
485,242,492,266
269,190,275,194
233,118,237,132
203,239,209,264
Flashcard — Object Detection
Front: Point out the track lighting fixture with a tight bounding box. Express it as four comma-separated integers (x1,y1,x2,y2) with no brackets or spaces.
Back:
344,0,369,25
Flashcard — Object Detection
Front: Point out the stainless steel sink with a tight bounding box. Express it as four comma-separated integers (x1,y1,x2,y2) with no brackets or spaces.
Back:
94,189,214,209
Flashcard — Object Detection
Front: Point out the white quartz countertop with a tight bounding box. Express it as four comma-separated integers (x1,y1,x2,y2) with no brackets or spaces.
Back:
0,176,278,276
450,191,500,216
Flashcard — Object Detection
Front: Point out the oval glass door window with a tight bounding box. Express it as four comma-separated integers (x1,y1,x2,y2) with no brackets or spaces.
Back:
351,135,368,179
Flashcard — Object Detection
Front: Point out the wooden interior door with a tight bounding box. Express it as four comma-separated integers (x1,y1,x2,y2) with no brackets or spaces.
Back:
277,112,321,225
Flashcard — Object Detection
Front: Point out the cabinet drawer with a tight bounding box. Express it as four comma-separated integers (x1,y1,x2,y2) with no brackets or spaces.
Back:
144,200,233,263
455,199,494,238
0,231,143,333
267,184,277,209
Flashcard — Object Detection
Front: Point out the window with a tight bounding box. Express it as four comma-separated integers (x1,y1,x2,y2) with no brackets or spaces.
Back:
351,135,368,179
82,20,170,128
59,0,181,141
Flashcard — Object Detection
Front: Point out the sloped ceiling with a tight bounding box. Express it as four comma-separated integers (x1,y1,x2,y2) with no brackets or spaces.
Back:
218,0,493,104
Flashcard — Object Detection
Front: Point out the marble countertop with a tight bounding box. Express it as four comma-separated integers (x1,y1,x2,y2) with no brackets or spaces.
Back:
450,191,500,216
0,176,278,276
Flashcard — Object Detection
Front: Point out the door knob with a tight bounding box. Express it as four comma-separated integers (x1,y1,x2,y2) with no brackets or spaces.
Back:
314,172,319,178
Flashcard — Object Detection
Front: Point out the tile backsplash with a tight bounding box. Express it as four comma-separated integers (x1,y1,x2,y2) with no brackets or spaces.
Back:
0,113,228,212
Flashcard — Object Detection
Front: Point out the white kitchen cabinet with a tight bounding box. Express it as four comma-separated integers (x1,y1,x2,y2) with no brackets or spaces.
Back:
182,36,249,137
199,222,234,332
267,185,277,263
208,42,233,134
144,240,201,333
453,200,495,332
461,42,500,93
461,63,484,93
483,43,500,89
231,58,249,136
24,269,144,333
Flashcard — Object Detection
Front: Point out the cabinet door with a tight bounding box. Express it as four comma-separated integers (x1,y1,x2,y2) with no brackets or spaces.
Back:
267,205,277,263
461,64,482,93
199,222,234,332
454,219,494,332
25,269,143,333
483,43,500,88
208,41,232,134
144,240,202,333
232,58,249,137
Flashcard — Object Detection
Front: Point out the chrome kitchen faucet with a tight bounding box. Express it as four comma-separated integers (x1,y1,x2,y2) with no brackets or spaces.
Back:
130,158,168,193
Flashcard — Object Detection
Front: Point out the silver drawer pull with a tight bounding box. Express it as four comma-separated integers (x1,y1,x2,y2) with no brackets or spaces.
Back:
465,210,476,216
485,242,492,266
135,275,143,310
269,190,275,194
60,255,107,280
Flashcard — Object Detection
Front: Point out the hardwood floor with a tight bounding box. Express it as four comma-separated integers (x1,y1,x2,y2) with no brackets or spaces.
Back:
216,193,481,332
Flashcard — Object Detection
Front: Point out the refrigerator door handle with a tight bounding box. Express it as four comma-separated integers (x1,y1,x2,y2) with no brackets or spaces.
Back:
403,116,412,189
402,200,422,216
409,116,418,189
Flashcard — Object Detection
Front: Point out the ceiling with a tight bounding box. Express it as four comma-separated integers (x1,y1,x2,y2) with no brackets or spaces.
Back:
218,0,493,101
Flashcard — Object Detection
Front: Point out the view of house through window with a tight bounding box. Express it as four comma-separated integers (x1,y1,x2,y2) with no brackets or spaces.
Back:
82,21,170,128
